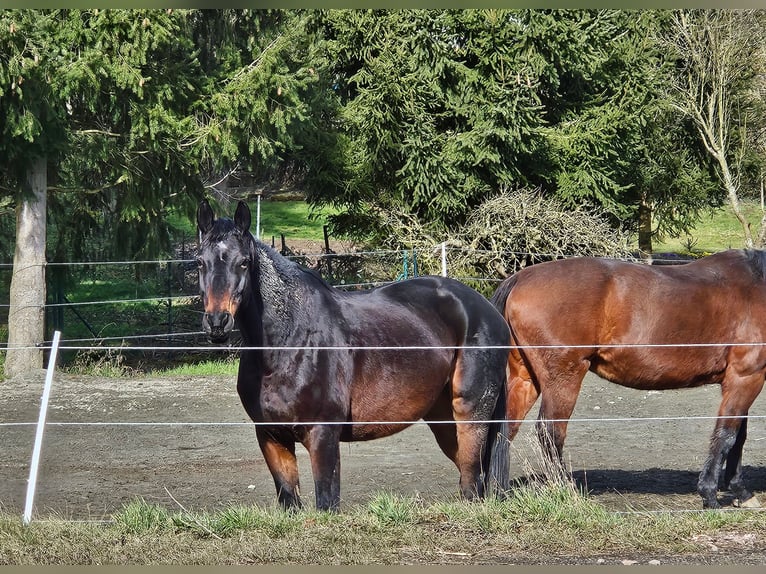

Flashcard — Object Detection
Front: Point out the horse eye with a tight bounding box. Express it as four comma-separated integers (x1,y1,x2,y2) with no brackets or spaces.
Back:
240,258,249,269
196,257,204,269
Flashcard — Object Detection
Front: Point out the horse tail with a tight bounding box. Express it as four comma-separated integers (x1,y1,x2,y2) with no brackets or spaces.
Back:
483,272,520,498
484,369,511,498
489,273,519,315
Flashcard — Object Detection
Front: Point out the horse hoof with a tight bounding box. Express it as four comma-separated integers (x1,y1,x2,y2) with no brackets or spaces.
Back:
734,496,762,509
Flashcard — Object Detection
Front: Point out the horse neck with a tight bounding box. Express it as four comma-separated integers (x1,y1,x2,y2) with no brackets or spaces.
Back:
246,242,304,346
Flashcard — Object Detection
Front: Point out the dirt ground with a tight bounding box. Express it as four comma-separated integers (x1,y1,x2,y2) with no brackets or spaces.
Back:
2,368,766,563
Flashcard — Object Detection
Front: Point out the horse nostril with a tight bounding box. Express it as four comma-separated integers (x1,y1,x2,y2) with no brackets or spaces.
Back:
204,311,233,332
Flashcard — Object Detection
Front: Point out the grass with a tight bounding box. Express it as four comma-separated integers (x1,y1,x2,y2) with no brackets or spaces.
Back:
59,353,240,378
254,200,340,241
154,358,239,377
2,486,765,564
3,434,764,564
166,199,340,243
653,200,765,254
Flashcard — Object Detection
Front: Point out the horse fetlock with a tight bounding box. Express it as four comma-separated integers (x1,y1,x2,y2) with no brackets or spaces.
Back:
697,480,720,510
278,492,302,511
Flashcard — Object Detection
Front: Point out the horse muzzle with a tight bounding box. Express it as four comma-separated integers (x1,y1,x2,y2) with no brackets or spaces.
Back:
203,311,234,344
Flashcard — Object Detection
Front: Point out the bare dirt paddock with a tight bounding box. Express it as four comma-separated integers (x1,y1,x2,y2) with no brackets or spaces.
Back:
3,369,766,519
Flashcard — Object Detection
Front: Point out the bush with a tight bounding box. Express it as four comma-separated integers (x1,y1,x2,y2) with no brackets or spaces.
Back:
370,187,633,286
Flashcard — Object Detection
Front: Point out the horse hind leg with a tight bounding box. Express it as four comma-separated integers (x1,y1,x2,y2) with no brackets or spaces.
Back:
425,390,486,498
425,390,459,463
506,360,541,443
535,363,588,471
443,351,506,501
697,374,764,509
723,418,759,507
697,426,739,509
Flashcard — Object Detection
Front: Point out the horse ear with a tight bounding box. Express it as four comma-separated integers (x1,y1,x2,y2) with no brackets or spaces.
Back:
234,201,251,234
197,199,215,237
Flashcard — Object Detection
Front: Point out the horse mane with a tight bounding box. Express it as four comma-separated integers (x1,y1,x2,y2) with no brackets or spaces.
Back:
253,237,334,292
202,217,328,287
201,217,238,245
744,249,766,280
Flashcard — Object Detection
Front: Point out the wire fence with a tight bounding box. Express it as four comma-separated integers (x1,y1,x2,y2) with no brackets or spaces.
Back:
3,330,766,523
3,247,764,522
0,245,690,353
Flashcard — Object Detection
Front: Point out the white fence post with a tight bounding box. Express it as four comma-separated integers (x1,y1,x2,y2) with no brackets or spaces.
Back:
256,194,261,240
441,242,447,277
23,330,61,525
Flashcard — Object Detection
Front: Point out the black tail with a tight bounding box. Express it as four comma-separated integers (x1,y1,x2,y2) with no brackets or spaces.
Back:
482,273,521,497
483,372,511,498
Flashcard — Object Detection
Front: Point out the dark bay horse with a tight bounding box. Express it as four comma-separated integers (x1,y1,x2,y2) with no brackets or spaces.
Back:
490,250,766,509
196,199,511,511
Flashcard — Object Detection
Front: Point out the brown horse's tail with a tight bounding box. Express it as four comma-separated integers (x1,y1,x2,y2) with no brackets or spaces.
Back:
489,273,519,314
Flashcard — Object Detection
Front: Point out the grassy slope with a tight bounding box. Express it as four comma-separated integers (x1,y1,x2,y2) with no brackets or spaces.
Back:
178,197,762,253
167,199,340,242
652,200,763,254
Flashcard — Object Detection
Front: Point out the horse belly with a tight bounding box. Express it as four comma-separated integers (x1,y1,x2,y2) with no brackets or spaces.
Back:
346,351,452,440
593,347,727,390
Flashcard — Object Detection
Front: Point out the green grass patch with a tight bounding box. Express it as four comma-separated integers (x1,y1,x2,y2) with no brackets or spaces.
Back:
4,487,766,564
653,200,765,254
255,200,340,241
154,358,239,377
167,200,338,242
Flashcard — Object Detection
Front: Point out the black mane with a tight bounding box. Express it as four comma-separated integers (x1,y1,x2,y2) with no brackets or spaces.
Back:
201,217,239,245
253,238,335,293
744,249,766,280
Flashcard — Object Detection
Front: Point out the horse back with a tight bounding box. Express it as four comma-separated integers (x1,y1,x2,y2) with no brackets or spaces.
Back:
308,275,510,439
369,275,510,345
494,250,766,389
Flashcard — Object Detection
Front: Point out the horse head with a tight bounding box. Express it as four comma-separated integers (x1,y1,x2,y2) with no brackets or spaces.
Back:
196,199,255,344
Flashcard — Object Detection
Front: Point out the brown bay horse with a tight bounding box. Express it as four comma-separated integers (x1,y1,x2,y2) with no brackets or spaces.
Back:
196,199,511,511
491,249,766,509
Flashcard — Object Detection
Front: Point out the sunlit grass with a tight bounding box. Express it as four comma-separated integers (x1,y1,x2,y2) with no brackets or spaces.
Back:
653,200,765,254
5,485,766,564
154,358,239,377
167,200,338,242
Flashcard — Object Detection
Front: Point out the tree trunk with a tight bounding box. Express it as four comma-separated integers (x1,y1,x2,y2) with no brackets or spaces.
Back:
718,154,754,248
5,156,47,379
637,196,653,258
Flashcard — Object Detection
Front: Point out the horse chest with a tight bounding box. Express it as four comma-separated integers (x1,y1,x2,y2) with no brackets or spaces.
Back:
257,371,346,422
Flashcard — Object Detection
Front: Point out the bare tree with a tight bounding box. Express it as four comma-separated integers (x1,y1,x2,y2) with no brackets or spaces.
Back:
665,9,766,248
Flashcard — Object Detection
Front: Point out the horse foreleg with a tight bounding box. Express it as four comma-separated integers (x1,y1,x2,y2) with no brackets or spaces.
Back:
305,424,343,512
256,427,302,511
